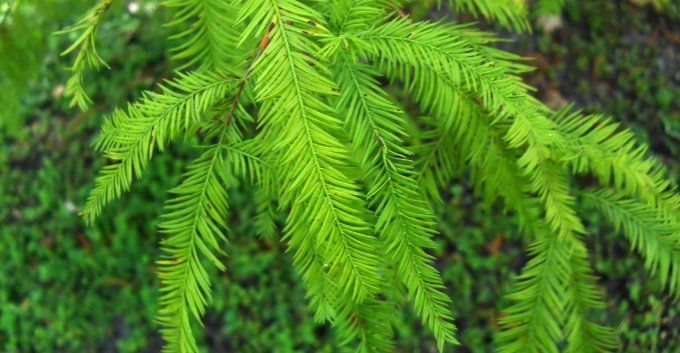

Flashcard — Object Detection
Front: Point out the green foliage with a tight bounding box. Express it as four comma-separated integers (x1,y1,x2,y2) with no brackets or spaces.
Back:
57,0,114,110
164,0,243,71
82,72,238,224
156,104,263,352
46,0,680,352
447,0,529,31
581,188,680,294
335,60,457,347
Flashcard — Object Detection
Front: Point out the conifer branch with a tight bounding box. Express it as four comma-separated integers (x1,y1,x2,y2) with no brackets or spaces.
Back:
363,17,618,350
555,108,680,214
357,18,561,153
82,72,236,223
376,37,543,234
497,234,570,353
335,59,458,349
498,233,618,353
156,134,230,353
581,188,680,296
73,2,680,352
157,104,262,353
564,237,619,353
240,0,384,304
57,0,113,110
164,0,243,71
447,0,530,32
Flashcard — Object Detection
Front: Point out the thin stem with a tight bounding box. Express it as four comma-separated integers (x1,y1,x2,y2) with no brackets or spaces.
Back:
225,22,275,124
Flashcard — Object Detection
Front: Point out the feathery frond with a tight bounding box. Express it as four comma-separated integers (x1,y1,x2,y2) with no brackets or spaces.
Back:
498,233,618,353
57,0,113,110
239,0,384,304
82,72,236,223
333,296,396,353
358,16,619,351
357,18,557,147
334,59,458,349
563,237,619,353
447,0,529,31
497,234,570,353
73,2,680,352
555,108,680,211
285,220,396,352
157,101,264,353
581,188,680,296
372,20,543,234
253,188,279,239
164,0,245,71
156,135,231,353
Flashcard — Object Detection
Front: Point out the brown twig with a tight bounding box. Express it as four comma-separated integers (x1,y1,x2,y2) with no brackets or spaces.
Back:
225,21,276,125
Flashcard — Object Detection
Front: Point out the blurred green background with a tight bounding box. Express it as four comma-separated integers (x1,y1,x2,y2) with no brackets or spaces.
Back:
0,0,678,352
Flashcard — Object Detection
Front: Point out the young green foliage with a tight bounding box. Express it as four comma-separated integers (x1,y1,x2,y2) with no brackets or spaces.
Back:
447,0,530,31
335,59,457,348
69,0,680,352
156,136,231,353
81,72,237,224
157,111,263,353
164,0,244,71
57,0,113,110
